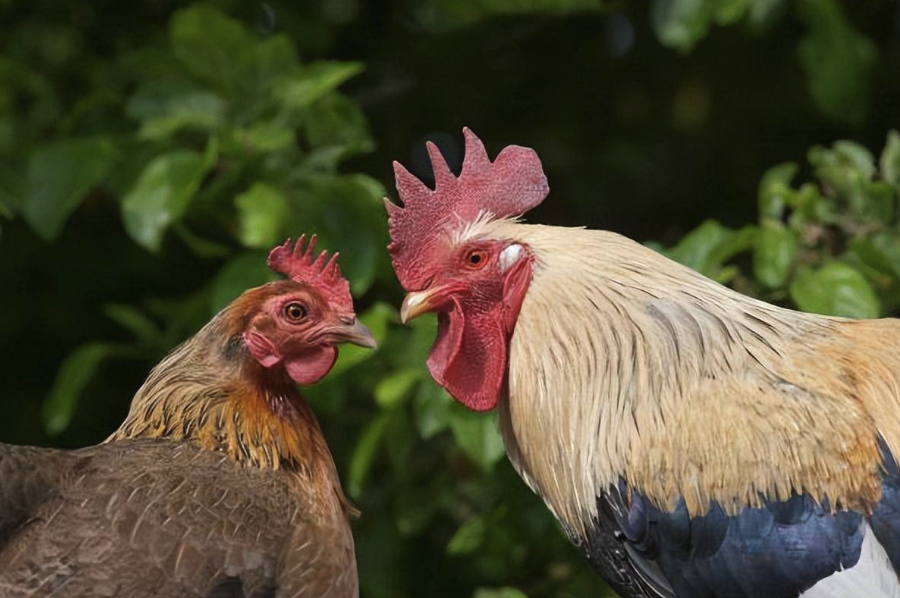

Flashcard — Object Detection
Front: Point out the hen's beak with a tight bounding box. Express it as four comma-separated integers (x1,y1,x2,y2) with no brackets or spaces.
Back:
400,288,442,324
331,319,377,349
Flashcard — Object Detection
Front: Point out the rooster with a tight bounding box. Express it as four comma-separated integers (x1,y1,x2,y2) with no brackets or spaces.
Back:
0,236,375,598
387,129,900,598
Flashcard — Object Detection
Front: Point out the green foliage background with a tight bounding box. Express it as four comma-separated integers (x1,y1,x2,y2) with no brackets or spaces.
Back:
1,1,900,596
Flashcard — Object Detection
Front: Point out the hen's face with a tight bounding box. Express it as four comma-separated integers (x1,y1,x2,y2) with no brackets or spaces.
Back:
399,237,533,411
241,281,376,385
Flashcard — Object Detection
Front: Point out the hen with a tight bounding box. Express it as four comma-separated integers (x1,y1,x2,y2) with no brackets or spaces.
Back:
0,236,375,598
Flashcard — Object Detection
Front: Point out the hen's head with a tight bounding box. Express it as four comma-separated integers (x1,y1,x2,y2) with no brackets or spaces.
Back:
234,235,376,386
385,128,548,411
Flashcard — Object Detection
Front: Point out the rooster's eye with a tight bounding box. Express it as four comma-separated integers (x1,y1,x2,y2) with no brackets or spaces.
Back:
283,302,307,322
465,249,487,269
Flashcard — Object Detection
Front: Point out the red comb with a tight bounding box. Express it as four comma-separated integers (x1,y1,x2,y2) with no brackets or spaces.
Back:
267,235,353,312
385,127,548,291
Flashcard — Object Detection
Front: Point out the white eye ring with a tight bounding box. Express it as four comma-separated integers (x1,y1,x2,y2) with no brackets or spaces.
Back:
499,244,523,271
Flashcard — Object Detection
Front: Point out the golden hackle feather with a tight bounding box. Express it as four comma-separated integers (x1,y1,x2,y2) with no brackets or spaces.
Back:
460,219,900,539
107,285,357,516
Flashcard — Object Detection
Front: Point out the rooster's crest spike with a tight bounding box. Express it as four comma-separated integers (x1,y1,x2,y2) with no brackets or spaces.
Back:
386,127,550,291
267,235,353,312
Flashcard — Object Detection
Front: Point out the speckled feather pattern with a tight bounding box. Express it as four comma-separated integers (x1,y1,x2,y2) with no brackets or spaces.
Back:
0,440,356,598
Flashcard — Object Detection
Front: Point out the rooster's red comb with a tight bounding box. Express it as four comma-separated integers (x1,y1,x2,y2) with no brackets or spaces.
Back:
385,127,549,291
267,235,353,312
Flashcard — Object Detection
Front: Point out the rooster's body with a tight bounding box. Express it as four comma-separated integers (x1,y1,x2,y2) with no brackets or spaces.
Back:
0,238,373,598
388,130,900,598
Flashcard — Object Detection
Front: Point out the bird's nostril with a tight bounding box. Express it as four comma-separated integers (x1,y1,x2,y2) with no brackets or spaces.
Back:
339,315,356,325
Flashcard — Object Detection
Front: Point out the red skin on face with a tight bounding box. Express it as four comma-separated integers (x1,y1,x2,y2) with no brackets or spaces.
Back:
386,129,549,412
241,288,343,386
424,242,534,411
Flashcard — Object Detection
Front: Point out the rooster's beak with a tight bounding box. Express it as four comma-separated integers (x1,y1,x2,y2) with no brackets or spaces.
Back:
332,318,377,349
400,288,441,323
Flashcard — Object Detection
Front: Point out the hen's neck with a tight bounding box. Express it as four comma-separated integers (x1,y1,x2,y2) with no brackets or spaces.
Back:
109,316,331,478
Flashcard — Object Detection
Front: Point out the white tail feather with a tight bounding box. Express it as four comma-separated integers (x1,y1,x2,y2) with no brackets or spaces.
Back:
802,523,900,598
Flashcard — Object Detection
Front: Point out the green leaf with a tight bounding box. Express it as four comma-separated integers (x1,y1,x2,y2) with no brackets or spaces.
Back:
715,0,751,24
104,304,161,347
789,262,880,318
42,343,122,435
121,143,216,252
449,407,506,472
235,183,290,249
394,483,441,536
880,130,900,193
747,0,787,26
752,224,798,288
348,412,390,497
447,515,486,556
375,368,423,409
169,6,300,100
169,5,253,94
209,251,274,315
291,173,386,294
664,220,754,280
126,81,225,140
850,232,900,280
473,589,529,598
302,94,374,160
808,140,890,223
232,121,295,153
384,409,415,469
174,223,233,258
414,381,454,439
414,0,601,32
664,220,733,271
277,61,364,112
758,162,798,221
329,303,393,377
651,0,717,51
23,137,115,240
798,0,878,125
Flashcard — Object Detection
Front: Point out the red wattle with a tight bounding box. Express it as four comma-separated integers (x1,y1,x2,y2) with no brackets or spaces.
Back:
428,305,507,412
284,345,338,385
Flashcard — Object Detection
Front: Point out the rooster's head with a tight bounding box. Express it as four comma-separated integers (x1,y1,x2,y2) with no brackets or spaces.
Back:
385,128,548,411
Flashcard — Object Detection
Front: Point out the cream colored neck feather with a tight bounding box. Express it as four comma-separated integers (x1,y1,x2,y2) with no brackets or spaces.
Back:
477,221,900,538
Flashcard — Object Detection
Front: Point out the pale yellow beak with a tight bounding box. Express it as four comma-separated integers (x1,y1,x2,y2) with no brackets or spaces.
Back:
400,288,440,324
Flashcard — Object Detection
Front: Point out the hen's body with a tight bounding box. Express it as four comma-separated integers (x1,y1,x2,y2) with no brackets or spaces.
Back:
0,440,354,598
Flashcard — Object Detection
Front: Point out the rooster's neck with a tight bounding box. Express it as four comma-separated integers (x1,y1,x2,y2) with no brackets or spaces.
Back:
493,223,885,538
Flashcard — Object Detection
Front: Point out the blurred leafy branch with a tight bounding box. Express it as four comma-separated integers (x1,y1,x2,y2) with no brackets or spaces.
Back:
1,1,896,597
416,0,877,126
653,131,900,319
652,0,878,124
0,4,607,596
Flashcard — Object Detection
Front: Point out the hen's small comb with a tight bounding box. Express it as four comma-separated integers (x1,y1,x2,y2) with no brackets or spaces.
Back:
385,127,549,291
267,235,353,312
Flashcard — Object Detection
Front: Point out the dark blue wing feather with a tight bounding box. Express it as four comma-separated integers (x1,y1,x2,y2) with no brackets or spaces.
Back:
868,438,900,572
584,481,866,598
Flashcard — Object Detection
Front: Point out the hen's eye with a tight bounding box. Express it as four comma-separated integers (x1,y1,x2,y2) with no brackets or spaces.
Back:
465,249,487,269
283,302,307,322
